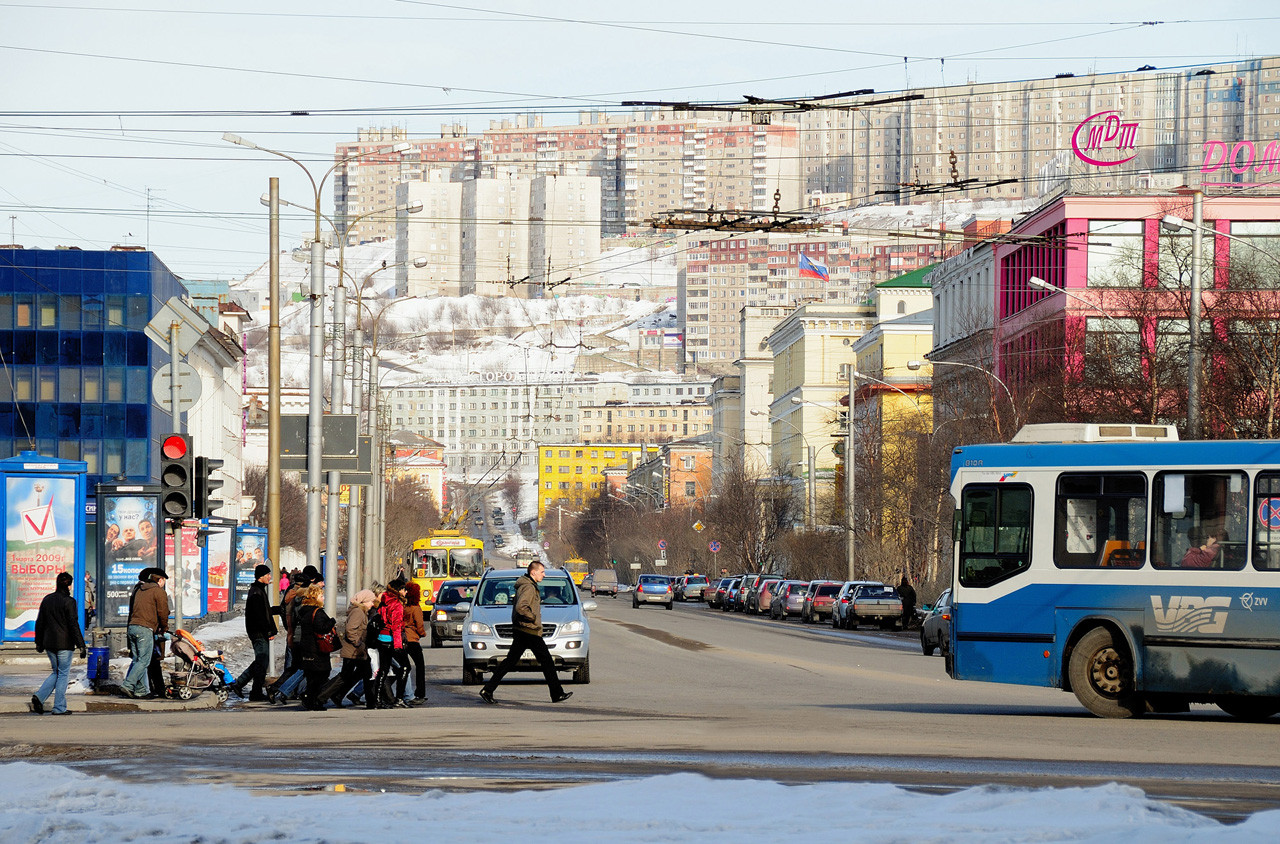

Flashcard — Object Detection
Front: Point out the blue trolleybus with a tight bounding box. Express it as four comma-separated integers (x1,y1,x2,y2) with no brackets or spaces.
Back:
948,423,1280,720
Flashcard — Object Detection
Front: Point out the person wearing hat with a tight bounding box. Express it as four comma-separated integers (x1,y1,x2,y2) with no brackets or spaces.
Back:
232,564,277,701
120,568,169,699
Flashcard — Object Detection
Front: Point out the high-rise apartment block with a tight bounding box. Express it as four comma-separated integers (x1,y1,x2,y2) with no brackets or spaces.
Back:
337,113,802,244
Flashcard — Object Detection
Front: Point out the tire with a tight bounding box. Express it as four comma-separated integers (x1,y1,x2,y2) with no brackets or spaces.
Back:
572,657,591,684
921,630,936,656
831,613,839,629
848,615,859,630
461,666,484,686
1216,696,1280,721
430,629,444,648
1068,626,1144,718
216,688,230,705
666,602,673,610
177,686,193,701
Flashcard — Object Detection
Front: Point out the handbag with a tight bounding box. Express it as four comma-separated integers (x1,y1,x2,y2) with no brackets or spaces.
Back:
316,630,339,654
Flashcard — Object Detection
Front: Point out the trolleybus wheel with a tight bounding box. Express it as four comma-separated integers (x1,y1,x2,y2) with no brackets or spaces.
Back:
1068,626,1144,718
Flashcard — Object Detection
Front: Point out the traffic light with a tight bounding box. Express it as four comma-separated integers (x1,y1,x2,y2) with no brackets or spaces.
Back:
195,456,225,519
160,434,193,520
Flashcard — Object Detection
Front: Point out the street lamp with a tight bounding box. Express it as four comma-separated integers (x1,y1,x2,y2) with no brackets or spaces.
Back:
226,131,412,614
907,358,1019,439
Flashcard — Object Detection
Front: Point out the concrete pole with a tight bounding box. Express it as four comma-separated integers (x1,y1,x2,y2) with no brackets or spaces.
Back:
267,179,282,670
1187,190,1205,439
349,297,365,592
807,445,816,531
306,237,325,578
324,287,345,615
365,354,381,584
845,366,857,581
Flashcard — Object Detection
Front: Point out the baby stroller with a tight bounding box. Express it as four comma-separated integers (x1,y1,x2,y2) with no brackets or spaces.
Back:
165,629,234,704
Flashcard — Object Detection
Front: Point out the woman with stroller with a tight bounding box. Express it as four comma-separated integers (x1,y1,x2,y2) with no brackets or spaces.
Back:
371,577,409,709
401,582,428,706
294,584,337,710
316,589,378,709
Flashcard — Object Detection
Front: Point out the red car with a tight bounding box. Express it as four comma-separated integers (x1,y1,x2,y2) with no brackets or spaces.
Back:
801,580,843,624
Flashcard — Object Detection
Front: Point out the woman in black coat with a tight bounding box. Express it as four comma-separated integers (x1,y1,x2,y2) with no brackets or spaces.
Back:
294,585,337,710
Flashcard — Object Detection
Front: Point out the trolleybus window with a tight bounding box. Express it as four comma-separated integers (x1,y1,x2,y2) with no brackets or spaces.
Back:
1053,473,1147,569
958,484,1032,587
1151,471,1248,571
1252,472,1280,571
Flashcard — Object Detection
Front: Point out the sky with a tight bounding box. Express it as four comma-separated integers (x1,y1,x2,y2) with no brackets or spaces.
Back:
3,2,1279,281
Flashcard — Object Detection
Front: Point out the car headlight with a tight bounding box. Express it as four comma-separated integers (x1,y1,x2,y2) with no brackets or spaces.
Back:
560,620,584,635
434,610,449,621
466,621,492,636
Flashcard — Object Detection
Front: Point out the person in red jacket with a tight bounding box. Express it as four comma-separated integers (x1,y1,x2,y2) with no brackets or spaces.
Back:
371,577,409,709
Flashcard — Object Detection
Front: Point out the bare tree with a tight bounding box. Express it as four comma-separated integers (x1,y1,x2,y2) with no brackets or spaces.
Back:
242,466,307,551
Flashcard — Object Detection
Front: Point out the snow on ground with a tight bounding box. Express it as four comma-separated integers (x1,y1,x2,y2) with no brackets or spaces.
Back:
0,761,1273,843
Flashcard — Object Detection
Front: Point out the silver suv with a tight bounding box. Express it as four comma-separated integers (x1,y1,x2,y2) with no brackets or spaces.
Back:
459,567,596,686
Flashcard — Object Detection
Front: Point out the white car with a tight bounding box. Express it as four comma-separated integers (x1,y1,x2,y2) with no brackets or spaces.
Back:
460,567,595,685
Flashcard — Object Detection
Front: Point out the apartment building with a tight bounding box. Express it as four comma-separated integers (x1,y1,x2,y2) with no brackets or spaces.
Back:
337,112,802,242
529,172,602,292
537,442,660,519
395,172,463,297
578,400,712,444
386,374,629,477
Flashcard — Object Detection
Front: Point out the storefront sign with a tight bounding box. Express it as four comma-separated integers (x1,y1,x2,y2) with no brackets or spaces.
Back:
1072,111,1139,167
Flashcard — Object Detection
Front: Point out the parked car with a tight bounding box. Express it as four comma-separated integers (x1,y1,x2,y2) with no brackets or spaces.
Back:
729,576,756,612
633,574,674,609
719,577,743,612
460,567,595,685
491,534,505,547
707,577,734,609
754,578,784,616
920,588,953,657
590,569,619,598
831,580,883,629
846,583,904,629
742,574,782,614
429,579,480,647
801,580,843,624
674,574,709,602
770,580,810,621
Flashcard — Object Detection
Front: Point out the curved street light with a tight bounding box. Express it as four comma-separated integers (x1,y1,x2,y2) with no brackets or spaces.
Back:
907,358,1019,439
225,132,412,612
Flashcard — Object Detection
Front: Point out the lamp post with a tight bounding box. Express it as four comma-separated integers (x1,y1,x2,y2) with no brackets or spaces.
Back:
225,132,411,611
907,358,1018,439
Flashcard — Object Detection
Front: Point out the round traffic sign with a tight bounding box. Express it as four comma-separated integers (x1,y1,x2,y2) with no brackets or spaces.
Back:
709,540,721,553
658,539,667,550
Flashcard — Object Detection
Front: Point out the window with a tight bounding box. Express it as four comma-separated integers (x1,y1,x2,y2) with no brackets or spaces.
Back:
958,484,1033,587
1053,473,1147,568
1086,220,1144,287
1251,472,1280,570
685,481,696,497
1151,471,1248,570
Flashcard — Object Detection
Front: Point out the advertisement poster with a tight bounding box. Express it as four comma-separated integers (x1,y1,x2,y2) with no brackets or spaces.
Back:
205,524,232,613
98,494,160,627
234,527,268,607
5,476,78,639
162,522,205,619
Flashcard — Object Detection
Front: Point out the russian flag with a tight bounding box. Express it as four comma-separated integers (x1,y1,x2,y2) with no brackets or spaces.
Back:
798,252,829,281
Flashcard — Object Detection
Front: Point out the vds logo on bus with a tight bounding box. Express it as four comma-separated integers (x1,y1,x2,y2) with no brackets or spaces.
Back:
1151,595,1230,634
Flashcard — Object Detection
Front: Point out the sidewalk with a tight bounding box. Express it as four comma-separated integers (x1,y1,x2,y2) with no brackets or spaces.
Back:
0,647,223,714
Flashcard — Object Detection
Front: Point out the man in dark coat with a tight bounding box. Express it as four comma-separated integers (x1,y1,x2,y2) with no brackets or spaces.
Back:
232,564,278,701
32,571,86,715
898,573,917,629
479,561,572,705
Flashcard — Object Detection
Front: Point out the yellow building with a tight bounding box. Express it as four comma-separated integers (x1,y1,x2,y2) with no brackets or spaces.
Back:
537,443,659,520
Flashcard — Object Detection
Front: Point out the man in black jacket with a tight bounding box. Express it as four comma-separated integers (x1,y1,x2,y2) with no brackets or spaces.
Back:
32,572,86,715
232,564,278,701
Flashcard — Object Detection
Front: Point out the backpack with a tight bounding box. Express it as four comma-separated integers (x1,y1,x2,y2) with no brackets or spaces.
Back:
366,606,385,640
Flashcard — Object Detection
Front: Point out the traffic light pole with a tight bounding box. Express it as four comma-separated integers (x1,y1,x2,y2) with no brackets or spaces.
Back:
168,323,185,631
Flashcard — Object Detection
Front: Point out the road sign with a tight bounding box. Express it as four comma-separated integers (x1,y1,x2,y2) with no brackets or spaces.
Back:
692,520,704,532
152,364,202,411
657,539,667,550
629,563,641,569
145,297,208,356
709,540,721,553
278,415,359,471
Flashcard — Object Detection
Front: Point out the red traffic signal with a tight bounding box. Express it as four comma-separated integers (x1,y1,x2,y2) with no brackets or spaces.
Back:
162,434,190,460
160,433,194,519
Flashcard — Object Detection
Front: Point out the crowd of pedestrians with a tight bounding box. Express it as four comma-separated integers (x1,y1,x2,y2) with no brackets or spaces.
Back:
241,566,432,710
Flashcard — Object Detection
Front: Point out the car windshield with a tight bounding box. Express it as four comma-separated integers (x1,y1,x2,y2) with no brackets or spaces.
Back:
859,586,898,598
817,584,841,597
686,576,708,584
437,582,477,604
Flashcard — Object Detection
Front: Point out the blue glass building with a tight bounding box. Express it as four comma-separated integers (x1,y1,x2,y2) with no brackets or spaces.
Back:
0,247,187,491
